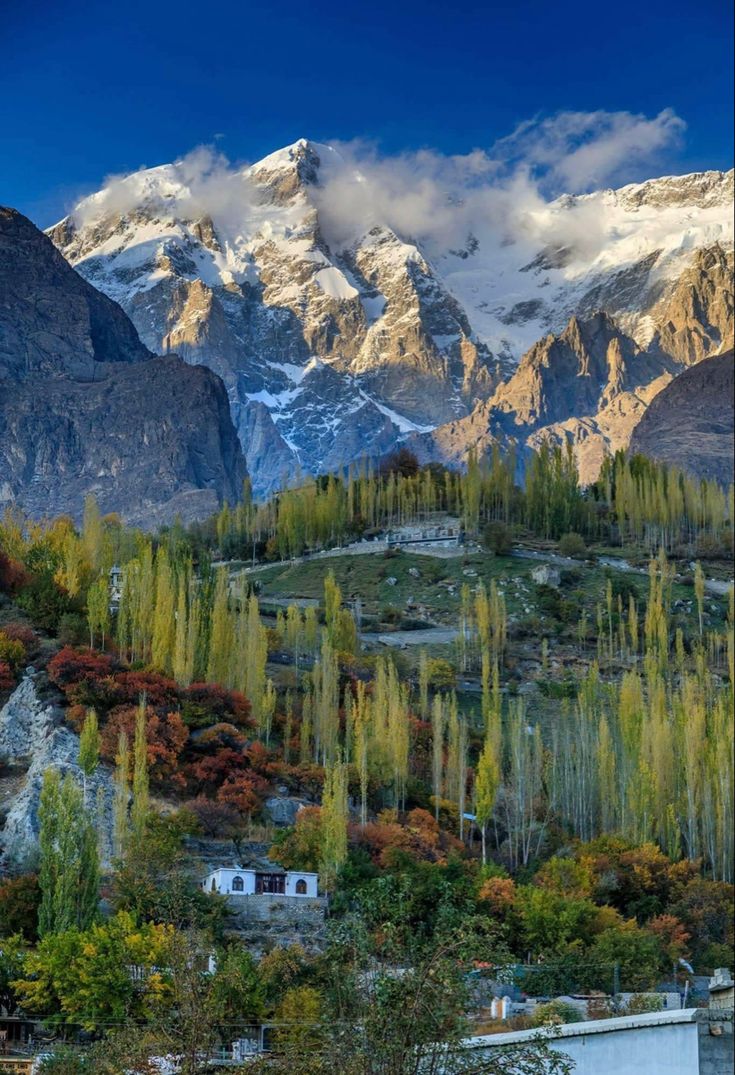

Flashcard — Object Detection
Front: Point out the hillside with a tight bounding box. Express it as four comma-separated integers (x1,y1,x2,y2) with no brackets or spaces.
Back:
629,350,735,484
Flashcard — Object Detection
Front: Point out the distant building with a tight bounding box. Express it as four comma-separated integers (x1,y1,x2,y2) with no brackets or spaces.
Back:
385,517,463,548
109,564,123,611
202,867,318,899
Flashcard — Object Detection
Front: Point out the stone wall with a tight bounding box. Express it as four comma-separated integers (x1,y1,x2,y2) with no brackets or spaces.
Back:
225,893,328,956
698,1010,734,1075
227,893,327,923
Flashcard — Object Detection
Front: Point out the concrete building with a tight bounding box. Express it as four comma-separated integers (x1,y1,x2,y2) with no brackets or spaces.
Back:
466,1007,734,1075
202,867,318,898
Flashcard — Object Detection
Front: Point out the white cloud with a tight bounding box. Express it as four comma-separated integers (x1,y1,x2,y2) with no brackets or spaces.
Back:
491,108,686,192
70,108,687,265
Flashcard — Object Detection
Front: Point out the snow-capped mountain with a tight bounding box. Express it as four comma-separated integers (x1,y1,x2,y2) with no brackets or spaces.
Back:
48,141,734,493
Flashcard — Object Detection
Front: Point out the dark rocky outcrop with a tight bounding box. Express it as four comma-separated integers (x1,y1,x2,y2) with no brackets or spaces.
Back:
0,207,247,525
629,350,734,485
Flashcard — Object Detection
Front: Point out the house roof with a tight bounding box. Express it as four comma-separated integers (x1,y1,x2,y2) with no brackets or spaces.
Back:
205,865,317,877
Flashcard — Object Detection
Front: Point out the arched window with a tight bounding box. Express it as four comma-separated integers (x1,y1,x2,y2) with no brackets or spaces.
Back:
231,875,244,893
210,878,217,893
295,879,307,895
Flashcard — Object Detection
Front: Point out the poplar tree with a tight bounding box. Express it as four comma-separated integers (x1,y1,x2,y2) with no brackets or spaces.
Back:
38,771,99,937
474,736,500,864
207,566,233,686
320,759,348,892
86,575,110,649
151,547,176,674
431,693,445,821
78,708,100,806
113,730,130,861
172,581,189,685
694,561,706,638
130,700,149,850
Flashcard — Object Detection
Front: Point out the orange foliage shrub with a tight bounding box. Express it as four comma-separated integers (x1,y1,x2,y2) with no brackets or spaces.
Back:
217,772,269,818
100,705,189,789
478,876,517,914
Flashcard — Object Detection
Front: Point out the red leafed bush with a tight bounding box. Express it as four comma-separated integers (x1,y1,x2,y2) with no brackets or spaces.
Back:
194,723,248,750
100,705,189,788
244,740,283,779
1,622,39,655
349,809,462,867
47,646,116,688
112,670,180,708
0,550,28,594
217,771,269,818
0,660,16,693
186,747,249,794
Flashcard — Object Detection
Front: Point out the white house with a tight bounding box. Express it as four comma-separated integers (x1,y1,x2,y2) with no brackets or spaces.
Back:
202,867,319,898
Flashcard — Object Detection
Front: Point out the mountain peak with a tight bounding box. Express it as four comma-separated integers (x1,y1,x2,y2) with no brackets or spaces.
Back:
250,139,343,187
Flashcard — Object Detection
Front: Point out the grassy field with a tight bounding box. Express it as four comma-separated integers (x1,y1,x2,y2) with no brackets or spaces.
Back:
253,549,540,624
252,546,729,632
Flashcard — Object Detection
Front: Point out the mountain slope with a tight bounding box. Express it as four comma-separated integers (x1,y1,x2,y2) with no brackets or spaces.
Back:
0,207,247,526
629,350,734,485
48,145,734,491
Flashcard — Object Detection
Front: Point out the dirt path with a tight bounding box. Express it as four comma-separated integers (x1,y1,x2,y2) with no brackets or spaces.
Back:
363,626,459,648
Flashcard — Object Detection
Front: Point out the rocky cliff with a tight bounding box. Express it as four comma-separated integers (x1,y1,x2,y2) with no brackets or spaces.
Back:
629,350,734,485
0,207,248,525
412,246,733,484
0,672,115,868
49,142,733,492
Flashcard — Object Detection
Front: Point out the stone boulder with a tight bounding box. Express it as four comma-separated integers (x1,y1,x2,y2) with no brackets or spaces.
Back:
263,796,310,827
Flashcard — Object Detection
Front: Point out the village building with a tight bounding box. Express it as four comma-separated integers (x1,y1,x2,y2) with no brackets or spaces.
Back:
108,564,123,611
385,515,463,549
202,866,318,898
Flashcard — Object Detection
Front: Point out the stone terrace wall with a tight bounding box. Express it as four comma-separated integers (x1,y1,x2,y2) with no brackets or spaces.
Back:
225,893,328,956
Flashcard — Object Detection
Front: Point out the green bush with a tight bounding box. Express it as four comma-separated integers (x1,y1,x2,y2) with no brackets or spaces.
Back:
626,993,664,1015
558,532,587,558
483,521,513,556
529,999,581,1026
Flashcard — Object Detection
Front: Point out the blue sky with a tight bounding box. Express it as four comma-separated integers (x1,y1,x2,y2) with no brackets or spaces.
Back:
3,0,733,226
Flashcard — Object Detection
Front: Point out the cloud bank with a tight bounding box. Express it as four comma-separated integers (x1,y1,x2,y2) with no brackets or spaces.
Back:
71,108,687,261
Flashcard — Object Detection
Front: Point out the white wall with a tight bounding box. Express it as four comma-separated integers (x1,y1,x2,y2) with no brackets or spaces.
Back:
285,873,318,897
204,870,318,897
206,870,256,895
469,1010,702,1075
543,1021,699,1075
